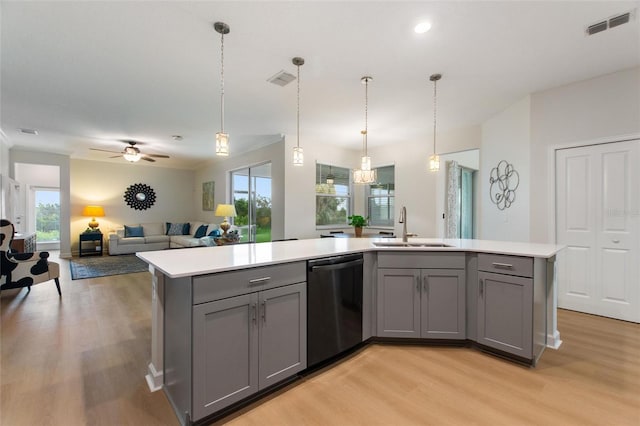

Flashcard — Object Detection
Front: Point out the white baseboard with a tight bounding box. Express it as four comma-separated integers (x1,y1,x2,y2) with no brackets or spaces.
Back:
547,330,562,349
145,362,163,392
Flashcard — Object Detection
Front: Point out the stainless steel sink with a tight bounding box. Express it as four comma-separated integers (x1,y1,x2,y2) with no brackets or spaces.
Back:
372,242,453,248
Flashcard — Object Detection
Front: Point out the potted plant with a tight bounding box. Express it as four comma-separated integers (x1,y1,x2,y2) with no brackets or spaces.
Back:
348,215,368,238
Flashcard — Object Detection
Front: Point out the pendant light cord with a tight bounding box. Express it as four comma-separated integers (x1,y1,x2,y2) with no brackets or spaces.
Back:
296,63,300,149
220,31,225,133
364,78,368,157
432,77,437,155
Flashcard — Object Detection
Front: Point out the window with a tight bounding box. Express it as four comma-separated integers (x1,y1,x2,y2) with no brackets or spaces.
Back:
367,165,395,227
231,162,272,243
34,188,60,242
316,163,351,227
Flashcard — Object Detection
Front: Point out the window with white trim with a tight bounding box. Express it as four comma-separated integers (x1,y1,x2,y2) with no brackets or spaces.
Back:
315,163,351,227
366,165,395,227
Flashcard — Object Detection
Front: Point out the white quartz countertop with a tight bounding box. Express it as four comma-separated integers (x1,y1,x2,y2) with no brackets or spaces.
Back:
137,238,564,279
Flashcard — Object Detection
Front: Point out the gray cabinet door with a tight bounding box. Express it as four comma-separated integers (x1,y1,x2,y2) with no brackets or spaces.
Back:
477,271,533,358
258,282,307,389
421,269,466,339
192,293,259,420
377,268,421,338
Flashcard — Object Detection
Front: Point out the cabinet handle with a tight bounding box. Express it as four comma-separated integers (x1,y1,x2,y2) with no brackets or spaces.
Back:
612,239,620,244
423,276,428,294
479,279,484,297
416,276,421,292
251,303,257,324
262,300,267,322
249,276,271,285
492,262,513,270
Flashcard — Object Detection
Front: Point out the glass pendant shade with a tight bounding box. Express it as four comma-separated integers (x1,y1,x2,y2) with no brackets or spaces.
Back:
353,168,377,184
361,156,372,171
293,146,304,166
216,132,229,156
429,154,440,172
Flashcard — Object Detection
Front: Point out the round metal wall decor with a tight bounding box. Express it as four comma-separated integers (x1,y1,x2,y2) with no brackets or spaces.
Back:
124,183,156,210
489,160,519,210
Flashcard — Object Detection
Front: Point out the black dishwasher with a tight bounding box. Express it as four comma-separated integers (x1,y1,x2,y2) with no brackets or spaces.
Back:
307,253,364,368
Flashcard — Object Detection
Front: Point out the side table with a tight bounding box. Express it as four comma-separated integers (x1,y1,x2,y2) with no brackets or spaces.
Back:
79,232,103,257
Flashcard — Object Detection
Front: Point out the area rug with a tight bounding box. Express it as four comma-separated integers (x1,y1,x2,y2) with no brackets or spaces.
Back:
69,255,149,280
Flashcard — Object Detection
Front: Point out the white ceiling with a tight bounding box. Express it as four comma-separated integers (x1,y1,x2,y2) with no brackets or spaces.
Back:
2,1,639,169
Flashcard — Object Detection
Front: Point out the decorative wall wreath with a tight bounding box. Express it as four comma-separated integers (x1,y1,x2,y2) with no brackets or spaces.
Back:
124,183,156,210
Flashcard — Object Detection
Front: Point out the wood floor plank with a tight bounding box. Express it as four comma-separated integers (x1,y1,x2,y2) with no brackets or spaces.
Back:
2,253,639,425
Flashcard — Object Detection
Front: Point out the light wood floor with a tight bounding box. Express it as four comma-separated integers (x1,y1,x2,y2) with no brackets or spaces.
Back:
2,253,639,426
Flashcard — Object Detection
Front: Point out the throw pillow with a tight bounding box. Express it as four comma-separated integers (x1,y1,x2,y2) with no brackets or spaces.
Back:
194,224,208,238
208,228,221,237
182,223,191,235
124,225,144,238
166,222,186,236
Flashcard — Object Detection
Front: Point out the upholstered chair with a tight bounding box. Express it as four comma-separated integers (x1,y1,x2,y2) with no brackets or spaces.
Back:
0,219,61,295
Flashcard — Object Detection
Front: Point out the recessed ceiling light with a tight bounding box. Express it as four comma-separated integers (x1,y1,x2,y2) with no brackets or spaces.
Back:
414,22,432,34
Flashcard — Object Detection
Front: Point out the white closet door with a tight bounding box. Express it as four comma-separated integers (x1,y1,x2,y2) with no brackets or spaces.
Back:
556,139,639,323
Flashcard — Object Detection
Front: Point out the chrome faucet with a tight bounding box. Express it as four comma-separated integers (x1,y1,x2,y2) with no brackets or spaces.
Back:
399,206,408,242
399,206,417,243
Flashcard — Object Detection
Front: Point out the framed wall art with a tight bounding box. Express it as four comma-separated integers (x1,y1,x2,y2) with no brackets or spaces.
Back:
202,181,215,211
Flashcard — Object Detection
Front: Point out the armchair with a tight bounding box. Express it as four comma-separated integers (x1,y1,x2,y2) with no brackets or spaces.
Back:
0,219,61,295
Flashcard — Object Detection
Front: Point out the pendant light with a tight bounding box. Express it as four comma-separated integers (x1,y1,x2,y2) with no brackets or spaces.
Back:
428,73,442,171
326,165,335,185
292,57,305,166
353,76,376,184
214,22,230,156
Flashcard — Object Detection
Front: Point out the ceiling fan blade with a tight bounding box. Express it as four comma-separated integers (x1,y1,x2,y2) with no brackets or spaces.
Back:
90,148,122,154
109,155,122,159
141,156,156,162
147,154,170,158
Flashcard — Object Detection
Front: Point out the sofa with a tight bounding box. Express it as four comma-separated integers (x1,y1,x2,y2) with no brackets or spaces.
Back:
108,221,239,255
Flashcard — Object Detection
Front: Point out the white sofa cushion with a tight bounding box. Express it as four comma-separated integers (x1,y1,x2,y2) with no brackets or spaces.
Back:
145,235,170,244
119,236,145,245
141,222,164,236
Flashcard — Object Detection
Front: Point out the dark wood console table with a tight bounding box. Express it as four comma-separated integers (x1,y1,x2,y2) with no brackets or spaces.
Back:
11,232,37,252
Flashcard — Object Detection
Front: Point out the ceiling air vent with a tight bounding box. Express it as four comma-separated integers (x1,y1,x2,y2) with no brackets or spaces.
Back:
586,21,607,35
586,9,635,35
609,12,631,28
18,128,38,135
267,70,296,87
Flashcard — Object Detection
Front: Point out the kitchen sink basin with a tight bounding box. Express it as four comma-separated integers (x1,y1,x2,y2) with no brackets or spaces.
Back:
372,242,453,248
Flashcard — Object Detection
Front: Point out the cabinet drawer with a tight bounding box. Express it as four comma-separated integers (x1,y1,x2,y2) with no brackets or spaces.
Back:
378,252,464,269
478,253,533,278
193,261,306,304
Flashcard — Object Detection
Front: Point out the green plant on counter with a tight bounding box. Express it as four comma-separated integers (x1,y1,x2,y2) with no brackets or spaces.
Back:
348,215,368,227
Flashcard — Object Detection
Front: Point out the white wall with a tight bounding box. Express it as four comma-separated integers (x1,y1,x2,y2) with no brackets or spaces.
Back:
71,159,195,255
1,132,11,220
480,96,531,242
195,139,286,241
529,66,640,243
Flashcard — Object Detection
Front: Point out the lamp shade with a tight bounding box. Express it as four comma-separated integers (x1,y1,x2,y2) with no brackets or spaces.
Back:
82,205,105,217
214,204,237,217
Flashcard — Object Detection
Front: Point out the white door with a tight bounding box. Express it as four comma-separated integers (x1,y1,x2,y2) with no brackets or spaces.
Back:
556,139,639,323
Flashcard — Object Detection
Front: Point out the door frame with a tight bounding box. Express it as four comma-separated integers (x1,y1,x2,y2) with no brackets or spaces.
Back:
547,132,640,344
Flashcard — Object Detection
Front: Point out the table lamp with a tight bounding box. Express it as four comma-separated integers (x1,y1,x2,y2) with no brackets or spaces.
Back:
214,204,237,236
82,205,105,231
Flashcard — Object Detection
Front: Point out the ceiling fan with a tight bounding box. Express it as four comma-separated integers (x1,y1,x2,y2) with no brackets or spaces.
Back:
90,141,170,163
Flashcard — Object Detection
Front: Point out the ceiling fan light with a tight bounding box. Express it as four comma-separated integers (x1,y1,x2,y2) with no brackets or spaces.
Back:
216,132,229,156
123,152,141,162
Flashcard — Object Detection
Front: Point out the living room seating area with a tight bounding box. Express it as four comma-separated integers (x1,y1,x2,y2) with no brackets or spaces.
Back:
108,221,239,255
